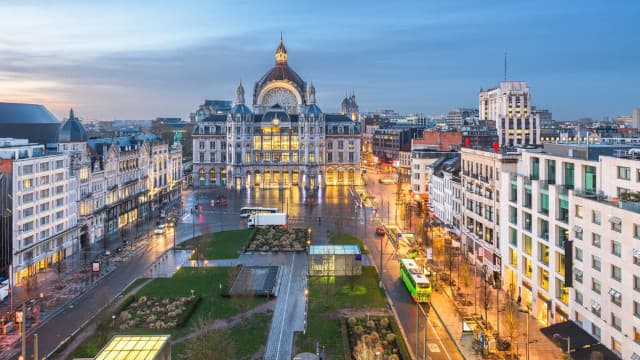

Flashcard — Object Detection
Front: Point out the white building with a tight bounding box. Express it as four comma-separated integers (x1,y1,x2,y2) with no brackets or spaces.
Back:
427,155,460,232
502,143,640,358
479,81,540,147
461,147,519,282
0,139,80,285
410,150,446,195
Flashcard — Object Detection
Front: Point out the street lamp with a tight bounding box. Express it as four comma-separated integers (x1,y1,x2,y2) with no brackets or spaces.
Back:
307,227,312,247
553,333,571,359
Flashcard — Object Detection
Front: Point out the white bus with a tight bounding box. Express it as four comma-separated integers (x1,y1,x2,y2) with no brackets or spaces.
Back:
240,206,279,218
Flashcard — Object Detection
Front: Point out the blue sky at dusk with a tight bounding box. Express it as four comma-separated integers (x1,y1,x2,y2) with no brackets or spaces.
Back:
0,0,638,122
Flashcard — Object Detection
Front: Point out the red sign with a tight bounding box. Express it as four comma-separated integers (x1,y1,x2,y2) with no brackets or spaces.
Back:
92,262,100,272
465,138,470,147
493,141,499,153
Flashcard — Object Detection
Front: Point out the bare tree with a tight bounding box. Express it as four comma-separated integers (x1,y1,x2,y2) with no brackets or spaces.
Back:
180,318,236,360
480,272,491,327
503,283,519,359
444,245,457,294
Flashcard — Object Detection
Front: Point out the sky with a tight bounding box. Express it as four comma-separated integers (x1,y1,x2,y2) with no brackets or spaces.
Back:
0,0,638,122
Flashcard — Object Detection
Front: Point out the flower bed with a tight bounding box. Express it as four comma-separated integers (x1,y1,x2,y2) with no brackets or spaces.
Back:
346,316,405,360
246,227,307,252
115,295,199,330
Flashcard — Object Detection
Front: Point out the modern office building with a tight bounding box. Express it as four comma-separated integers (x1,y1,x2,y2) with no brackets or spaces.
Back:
192,37,361,189
0,138,80,285
479,82,540,147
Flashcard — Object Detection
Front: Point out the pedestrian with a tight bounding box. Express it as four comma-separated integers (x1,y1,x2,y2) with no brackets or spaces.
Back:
517,294,522,305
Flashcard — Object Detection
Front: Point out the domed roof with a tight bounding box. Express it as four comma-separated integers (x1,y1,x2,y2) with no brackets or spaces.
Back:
255,63,305,95
0,102,60,144
58,108,87,142
254,37,306,104
302,104,322,117
230,104,252,117
262,104,290,123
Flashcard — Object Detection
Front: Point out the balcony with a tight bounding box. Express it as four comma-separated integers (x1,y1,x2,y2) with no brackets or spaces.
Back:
470,172,479,180
479,175,489,183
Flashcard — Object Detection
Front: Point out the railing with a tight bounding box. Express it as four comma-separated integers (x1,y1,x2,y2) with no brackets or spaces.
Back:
479,175,489,183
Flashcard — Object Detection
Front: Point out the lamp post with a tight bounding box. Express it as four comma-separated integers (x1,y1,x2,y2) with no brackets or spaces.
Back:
307,227,312,248
415,302,429,359
553,333,571,359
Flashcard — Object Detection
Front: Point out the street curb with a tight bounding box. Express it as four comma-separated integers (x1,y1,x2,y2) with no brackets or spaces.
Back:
430,296,469,360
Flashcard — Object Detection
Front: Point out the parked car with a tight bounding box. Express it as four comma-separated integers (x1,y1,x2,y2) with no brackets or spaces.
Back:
154,224,166,234
375,227,386,236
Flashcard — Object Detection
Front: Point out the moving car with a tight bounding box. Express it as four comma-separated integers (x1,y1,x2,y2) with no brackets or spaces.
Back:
154,224,166,234
375,227,386,236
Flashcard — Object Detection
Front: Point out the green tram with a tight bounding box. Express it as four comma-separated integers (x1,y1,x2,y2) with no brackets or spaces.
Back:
400,258,432,302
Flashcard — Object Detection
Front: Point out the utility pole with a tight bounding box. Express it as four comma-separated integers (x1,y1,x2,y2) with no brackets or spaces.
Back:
34,333,38,360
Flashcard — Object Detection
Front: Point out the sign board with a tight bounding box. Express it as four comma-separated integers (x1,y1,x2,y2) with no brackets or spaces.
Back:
15,310,23,323
426,248,433,260
355,254,362,261
92,262,100,273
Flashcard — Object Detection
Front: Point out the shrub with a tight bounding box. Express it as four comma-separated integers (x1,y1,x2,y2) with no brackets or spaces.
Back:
380,318,389,328
354,325,364,335
348,317,357,326
386,333,396,342
367,320,376,329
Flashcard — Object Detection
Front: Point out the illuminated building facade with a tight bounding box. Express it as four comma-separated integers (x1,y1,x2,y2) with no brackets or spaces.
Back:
192,37,361,189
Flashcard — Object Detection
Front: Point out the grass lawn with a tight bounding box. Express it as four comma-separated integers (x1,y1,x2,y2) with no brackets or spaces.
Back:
329,233,368,254
170,311,272,359
295,266,386,359
120,278,149,296
69,267,267,359
178,229,255,259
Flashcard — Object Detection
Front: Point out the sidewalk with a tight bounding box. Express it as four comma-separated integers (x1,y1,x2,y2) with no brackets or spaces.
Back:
429,262,564,360
0,199,179,346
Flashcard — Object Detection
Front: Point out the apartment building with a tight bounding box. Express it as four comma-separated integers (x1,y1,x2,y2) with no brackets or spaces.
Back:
461,147,519,283
427,155,461,232
0,139,80,285
501,143,640,358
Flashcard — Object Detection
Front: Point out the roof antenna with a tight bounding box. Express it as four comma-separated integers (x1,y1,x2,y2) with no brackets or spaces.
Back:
504,51,508,82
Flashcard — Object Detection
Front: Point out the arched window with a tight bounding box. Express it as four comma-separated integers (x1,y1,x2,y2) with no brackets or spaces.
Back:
198,168,205,180
209,168,216,183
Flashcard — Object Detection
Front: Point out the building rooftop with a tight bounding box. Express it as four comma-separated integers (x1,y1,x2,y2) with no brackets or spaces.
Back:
94,335,171,360
309,245,360,255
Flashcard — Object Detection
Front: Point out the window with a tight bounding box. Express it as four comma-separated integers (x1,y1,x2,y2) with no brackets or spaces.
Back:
22,221,33,231
592,255,601,271
592,210,601,225
635,301,640,318
592,233,601,248
611,218,622,232
538,243,549,265
634,327,640,344
22,207,33,218
538,267,549,290
592,278,601,294
611,338,622,356
338,141,344,150
575,269,583,283
611,264,621,281
199,141,205,149
591,324,601,339
618,166,631,180
23,193,34,203
575,205,583,218
611,314,621,331
635,224,640,239
611,289,622,306
635,275,640,292
575,290,583,304
612,240,621,257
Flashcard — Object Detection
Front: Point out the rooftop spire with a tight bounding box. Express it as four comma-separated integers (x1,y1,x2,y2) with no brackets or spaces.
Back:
236,80,245,105
275,34,288,64
69,108,75,120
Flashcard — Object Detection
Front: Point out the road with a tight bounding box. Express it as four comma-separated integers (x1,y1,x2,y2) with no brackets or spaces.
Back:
4,181,461,360
361,170,464,360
